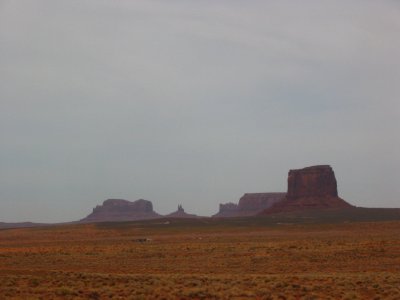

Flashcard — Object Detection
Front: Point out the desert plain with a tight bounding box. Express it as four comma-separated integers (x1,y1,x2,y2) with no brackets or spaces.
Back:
0,216,399,299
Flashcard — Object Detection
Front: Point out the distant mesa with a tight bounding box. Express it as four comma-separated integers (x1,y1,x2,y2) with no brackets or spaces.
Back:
0,222,45,229
165,205,201,218
214,202,239,217
213,193,286,217
2,163,399,227
80,199,161,222
262,165,354,214
239,193,286,212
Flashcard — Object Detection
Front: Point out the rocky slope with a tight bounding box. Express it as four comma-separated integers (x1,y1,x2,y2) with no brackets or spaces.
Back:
263,165,353,214
80,199,161,222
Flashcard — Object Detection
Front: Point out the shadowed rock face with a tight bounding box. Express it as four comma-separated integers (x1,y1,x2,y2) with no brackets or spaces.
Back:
81,199,161,222
287,165,338,199
238,193,285,211
215,202,239,217
263,165,353,214
213,193,285,217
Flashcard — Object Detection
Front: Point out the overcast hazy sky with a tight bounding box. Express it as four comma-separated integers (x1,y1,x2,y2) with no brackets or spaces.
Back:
1,0,399,222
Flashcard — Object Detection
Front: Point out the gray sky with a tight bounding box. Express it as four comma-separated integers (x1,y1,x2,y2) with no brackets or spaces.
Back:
1,0,399,222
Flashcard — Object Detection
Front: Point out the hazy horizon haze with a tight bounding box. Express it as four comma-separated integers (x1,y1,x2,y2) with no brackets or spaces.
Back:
1,0,399,222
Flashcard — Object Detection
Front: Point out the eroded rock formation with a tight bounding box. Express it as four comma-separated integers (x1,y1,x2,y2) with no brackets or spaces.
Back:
81,199,161,222
165,205,200,218
213,203,239,217
263,165,353,214
213,193,285,217
287,165,338,199
239,193,285,211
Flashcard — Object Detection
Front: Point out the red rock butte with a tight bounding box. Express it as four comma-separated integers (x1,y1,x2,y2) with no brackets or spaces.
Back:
263,165,353,214
213,193,285,217
287,165,338,199
80,199,161,222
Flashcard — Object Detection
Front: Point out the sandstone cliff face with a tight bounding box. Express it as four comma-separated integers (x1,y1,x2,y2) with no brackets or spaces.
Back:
213,193,285,217
263,165,353,214
81,199,161,222
287,165,338,199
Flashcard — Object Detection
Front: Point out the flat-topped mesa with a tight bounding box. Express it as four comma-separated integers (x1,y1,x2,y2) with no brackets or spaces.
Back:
262,165,353,214
81,199,161,222
213,193,285,217
238,193,285,212
287,165,338,200
100,199,154,212
212,203,239,217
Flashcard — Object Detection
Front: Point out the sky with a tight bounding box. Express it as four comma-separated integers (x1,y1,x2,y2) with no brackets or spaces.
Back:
0,0,399,223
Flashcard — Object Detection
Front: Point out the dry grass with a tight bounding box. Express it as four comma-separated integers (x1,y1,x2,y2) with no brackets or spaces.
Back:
0,220,399,299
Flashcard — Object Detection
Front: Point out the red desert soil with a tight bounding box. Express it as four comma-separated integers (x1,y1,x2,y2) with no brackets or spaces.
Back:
0,220,399,299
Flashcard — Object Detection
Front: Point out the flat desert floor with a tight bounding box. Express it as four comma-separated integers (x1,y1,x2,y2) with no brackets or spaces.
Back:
0,218,399,299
